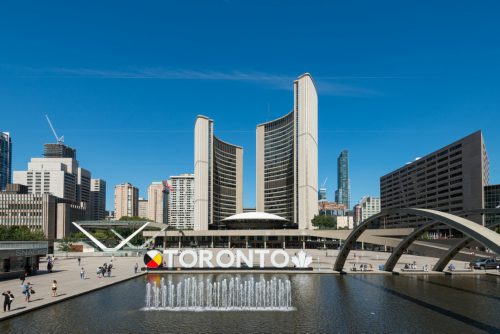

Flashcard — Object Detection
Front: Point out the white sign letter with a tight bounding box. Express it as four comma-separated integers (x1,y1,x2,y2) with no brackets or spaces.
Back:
254,249,270,268
270,250,289,268
179,249,198,268
236,250,253,268
216,250,235,268
199,250,214,268
163,249,178,268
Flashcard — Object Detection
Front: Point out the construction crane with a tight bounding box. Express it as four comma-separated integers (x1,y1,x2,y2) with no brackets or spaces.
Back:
321,177,328,189
45,114,64,144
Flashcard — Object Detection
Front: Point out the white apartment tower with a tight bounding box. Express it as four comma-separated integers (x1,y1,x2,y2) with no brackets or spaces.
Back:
359,196,381,222
194,116,243,230
168,174,195,229
256,73,318,229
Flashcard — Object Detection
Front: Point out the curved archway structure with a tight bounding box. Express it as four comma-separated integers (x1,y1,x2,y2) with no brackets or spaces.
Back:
433,220,500,272
333,208,500,272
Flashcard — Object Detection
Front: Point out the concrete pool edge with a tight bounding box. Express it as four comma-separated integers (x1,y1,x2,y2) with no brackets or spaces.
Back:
0,272,147,322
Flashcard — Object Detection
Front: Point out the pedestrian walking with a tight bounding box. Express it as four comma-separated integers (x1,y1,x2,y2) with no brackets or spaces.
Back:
2,290,14,312
22,282,32,302
77,257,81,266
80,267,85,280
47,261,53,273
19,273,25,287
107,264,112,277
51,280,58,297
134,263,138,273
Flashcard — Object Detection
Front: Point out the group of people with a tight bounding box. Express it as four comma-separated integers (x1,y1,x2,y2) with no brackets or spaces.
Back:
96,263,113,278
403,261,420,270
402,262,430,271
352,263,372,271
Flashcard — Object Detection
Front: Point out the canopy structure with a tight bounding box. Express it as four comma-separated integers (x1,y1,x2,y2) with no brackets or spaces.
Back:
221,212,290,230
72,220,168,252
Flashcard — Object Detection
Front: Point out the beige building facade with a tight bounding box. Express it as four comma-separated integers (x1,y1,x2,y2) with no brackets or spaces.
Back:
256,73,318,229
138,197,148,219
147,181,167,224
114,182,139,219
194,116,243,230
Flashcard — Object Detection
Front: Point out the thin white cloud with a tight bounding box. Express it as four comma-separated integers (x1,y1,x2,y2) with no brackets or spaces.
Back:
0,64,378,96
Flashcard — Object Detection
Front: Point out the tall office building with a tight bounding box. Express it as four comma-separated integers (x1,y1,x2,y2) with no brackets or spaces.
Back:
335,150,350,209
0,184,85,239
90,179,106,220
168,174,195,229
380,131,489,227
256,73,318,229
359,196,381,222
13,143,91,211
147,181,167,224
138,197,148,218
0,132,12,191
194,115,243,230
114,183,139,219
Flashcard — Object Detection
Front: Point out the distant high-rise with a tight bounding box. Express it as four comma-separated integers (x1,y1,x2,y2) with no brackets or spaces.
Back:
168,174,195,229
318,188,327,202
138,197,148,219
114,183,139,219
359,196,381,222
380,131,489,227
147,182,168,224
90,179,106,220
256,73,318,229
194,115,243,230
335,150,350,209
13,143,91,212
0,132,12,191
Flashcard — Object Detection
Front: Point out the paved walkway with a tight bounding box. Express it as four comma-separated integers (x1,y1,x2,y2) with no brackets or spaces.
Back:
0,255,145,320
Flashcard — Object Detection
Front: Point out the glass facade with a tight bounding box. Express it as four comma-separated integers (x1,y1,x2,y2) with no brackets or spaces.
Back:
0,132,12,191
335,150,350,209
212,137,240,226
484,184,500,226
262,111,295,222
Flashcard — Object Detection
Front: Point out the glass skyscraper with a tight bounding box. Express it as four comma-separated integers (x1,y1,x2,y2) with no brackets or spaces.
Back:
0,132,12,191
335,150,350,209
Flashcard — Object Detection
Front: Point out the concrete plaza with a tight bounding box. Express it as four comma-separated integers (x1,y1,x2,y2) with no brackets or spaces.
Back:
0,255,145,320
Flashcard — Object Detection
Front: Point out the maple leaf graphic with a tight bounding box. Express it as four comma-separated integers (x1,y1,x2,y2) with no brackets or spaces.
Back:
291,250,312,268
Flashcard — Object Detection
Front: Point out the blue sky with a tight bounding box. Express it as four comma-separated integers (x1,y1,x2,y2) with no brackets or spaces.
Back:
1,1,499,210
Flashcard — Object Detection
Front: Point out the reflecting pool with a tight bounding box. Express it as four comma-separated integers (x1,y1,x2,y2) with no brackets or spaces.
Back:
1,274,499,333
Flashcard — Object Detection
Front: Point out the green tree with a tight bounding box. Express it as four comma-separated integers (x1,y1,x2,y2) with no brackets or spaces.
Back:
311,215,337,230
0,226,46,241
58,238,73,257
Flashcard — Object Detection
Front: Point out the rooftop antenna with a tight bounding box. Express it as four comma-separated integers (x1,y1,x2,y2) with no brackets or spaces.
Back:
45,114,64,144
